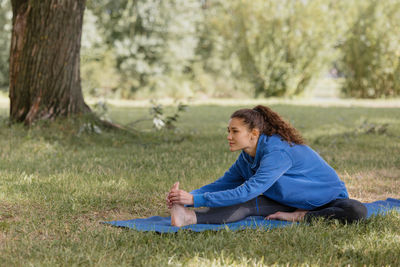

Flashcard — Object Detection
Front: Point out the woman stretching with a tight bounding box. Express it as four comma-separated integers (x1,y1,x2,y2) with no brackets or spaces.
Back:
167,105,367,227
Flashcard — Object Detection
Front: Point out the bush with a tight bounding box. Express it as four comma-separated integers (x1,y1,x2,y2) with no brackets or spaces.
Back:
211,0,339,97
339,0,400,98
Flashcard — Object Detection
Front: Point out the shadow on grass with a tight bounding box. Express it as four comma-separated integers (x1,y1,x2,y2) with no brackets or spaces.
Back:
0,114,194,150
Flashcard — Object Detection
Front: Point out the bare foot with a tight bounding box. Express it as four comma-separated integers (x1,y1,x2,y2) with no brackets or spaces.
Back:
170,204,197,227
266,210,307,222
170,182,197,227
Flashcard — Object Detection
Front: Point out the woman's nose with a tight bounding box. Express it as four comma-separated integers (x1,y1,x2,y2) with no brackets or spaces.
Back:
227,133,232,140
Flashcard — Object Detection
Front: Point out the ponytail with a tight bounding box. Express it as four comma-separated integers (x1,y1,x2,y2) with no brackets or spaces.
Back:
231,105,305,145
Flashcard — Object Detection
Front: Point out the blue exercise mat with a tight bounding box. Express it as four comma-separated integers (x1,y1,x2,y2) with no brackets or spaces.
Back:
103,198,400,233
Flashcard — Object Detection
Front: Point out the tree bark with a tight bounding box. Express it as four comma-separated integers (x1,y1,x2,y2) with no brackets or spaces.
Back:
9,0,90,125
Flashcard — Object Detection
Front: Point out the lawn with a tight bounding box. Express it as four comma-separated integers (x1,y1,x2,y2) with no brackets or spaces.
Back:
0,101,399,266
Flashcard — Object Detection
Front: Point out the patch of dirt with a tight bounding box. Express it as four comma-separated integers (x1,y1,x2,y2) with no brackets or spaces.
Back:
0,201,23,223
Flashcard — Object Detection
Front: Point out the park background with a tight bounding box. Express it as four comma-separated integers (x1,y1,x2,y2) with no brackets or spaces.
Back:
1,0,400,100
0,0,400,266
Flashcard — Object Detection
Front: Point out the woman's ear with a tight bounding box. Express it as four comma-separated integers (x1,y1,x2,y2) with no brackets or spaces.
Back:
251,128,260,139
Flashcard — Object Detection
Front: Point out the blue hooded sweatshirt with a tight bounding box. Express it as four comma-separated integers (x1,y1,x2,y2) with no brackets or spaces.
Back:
191,134,348,210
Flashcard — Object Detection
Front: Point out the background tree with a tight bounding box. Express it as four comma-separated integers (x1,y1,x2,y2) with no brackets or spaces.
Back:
9,0,90,125
212,0,341,97
0,0,11,91
85,0,203,99
338,0,400,98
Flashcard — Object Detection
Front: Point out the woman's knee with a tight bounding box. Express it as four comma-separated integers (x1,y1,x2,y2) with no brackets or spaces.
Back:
336,199,368,222
306,198,367,224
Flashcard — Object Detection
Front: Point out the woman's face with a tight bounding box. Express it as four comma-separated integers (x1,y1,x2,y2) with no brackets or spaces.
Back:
227,117,258,153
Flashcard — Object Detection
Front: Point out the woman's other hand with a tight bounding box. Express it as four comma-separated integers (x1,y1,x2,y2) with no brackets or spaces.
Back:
167,181,194,206
166,182,177,209
166,193,173,209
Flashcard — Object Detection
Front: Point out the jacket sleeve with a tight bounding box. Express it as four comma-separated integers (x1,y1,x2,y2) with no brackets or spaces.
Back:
192,150,293,208
190,160,244,195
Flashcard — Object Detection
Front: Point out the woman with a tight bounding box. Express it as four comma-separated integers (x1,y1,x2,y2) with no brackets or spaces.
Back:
167,105,367,227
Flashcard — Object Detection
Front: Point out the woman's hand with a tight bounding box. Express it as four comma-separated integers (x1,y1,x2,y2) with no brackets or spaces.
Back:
166,181,194,206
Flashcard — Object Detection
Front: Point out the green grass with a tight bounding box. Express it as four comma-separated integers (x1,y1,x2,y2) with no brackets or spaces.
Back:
0,103,400,266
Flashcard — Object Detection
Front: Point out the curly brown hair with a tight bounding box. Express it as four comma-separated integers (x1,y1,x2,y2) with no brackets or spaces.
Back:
231,105,305,145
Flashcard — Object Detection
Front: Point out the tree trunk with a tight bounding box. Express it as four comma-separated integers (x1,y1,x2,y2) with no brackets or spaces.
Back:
9,0,90,125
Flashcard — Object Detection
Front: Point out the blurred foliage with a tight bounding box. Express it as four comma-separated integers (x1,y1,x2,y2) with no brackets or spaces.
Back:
0,0,400,98
212,0,341,97
338,0,400,98
84,0,203,99
0,0,11,91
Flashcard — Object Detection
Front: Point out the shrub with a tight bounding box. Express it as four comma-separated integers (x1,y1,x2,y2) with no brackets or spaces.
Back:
339,0,400,98
212,0,339,97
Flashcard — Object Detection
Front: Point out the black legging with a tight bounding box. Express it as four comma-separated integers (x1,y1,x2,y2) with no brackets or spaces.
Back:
195,195,367,224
